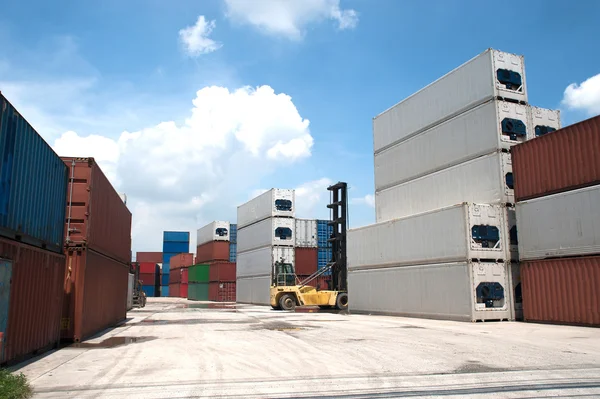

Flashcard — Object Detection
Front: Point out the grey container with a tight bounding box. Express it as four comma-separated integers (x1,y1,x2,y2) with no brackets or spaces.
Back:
237,217,295,253
237,188,295,229
348,261,513,322
373,48,527,154
236,275,271,305
236,245,295,278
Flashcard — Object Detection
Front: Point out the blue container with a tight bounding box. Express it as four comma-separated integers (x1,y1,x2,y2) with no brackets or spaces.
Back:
162,252,181,265
161,285,169,297
161,273,170,286
317,220,333,248
0,94,68,253
163,241,189,254
230,224,237,243
318,247,332,275
142,285,155,297
229,243,237,263
163,231,190,242
162,264,171,274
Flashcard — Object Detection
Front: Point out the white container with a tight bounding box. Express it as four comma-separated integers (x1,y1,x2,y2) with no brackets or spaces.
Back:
236,275,271,305
375,151,513,222
373,48,527,153
196,221,230,246
528,106,561,139
348,261,513,322
508,262,522,320
236,245,295,278
127,273,134,311
374,100,528,191
516,185,600,261
295,219,317,247
237,188,295,229
348,203,508,270
237,217,295,253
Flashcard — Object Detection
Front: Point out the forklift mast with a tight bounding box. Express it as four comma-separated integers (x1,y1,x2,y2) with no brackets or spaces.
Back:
327,182,348,292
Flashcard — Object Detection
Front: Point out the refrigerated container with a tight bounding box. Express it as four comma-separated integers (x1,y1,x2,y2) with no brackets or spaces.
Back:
208,262,236,282
295,247,318,275
237,217,295,253
375,100,528,191
163,231,190,242
512,115,600,202
295,219,318,247
508,262,522,321
197,221,230,246
237,188,295,229
136,252,162,263
505,206,519,261
236,246,295,278
349,203,508,271
516,185,600,260
169,253,194,270
236,275,270,305
196,241,230,263
0,94,68,254
376,151,513,222
528,107,561,138
348,261,513,322
373,48,527,153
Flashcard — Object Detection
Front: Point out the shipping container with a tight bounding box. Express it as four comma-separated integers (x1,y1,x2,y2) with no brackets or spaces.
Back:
62,157,132,264
236,276,270,305
163,231,190,242
161,273,170,286
521,256,600,326
505,206,519,261
197,221,230,246
182,268,188,284
516,185,600,261
237,188,295,229
317,247,332,274
373,48,527,154
528,107,561,138
196,241,230,263
139,272,157,286
0,237,64,365
209,282,236,302
127,273,134,311
230,224,237,243
349,261,513,322
139,262,159,274
350,203,508,271
169,253,194,270
161,285,169,297
294,247,318,275
317,220,333,248
296,274,331,291
376,151,513,222
512,115,600,202
169,283,188,298
162,242,189,255
209,262,236,282
229,243,237,263
508,262,522,321
0,94,68,254
295,219,318,248
62,247,128,342
169,269,182,284
236,246,295,278
375,100,528,191
142,285,156,297
188,282,209,301
188,264,210,283
161,264,170,275
136,252,163,263
237,217,295,253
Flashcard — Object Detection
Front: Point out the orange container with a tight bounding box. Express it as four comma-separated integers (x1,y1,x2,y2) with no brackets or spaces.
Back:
169,253,194,270
196,241,229,263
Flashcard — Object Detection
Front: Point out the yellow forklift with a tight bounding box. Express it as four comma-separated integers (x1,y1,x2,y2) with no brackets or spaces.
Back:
270,182,349,311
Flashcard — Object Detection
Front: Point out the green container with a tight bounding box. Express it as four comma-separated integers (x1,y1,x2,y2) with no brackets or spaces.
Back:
188,264,210,282
188,282,209,301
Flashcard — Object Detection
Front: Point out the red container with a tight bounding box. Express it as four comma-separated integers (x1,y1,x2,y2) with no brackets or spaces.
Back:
209,262,236,282
136,252,162,263
182,268,188,284
0,237,65,365
196,241,229,263
209,282,236,302
522,256,600,326
62,246,128,342
170,269,182,284
139,262,158,274
168,283,188,298
62,157,132,264
139,272,156,285
512,115,600,202
170,253,194,270
296,275,331,291
295,248,318,275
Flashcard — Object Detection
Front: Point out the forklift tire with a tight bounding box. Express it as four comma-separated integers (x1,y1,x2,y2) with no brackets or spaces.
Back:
271,305,281,310
279,294,296,311
335,293,349,310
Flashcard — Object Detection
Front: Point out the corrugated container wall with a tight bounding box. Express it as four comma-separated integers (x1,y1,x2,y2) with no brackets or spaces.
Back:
139,273,156,285
295,247,318,275
318,248,332,272
196,241,230,263
237,217,295,253
62,157,132,264
163,231,190,242
197,221,230,246
0,237,65,365
136,252,162,263
142,285,156,297
295,219,318,248
139,262,158,274
0,93,68,253
188,264,210,283
209,282,236,302
236,246,295,278
127,273,134,310
528,107,561,138
162,242,189,255
512,115,600,202
373,49,527,154
237,188,295,229
169,253,194,269
230,224,237,243
209,262,236,282
161,274,169,286
521,256,600,326
317,220,333,248
161,285,169,297
188,283,209,301
236,276,270,305
229,243,237,263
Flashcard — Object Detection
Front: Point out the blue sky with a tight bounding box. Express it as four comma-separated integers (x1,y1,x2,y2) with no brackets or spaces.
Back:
1,0,599,252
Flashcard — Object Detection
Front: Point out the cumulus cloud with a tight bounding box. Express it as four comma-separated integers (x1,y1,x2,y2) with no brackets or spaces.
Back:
179,15,222,56
224,0,358,40
350,194,375,208
562,73,600,115
295,177,334,219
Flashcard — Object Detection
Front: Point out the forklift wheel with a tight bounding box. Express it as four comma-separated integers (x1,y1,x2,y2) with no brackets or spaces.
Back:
335,293,349,310
279,294,296,311
271,305,281,310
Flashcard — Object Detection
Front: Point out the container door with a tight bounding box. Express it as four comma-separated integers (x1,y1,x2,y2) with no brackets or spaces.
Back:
0,259,12,362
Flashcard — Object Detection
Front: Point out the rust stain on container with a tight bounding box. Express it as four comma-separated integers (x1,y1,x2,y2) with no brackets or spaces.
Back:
62,157,132,264
0,236,65,365
196,241,229,263
136,252,162,263
522,256,600,326
512,115,600,202
209,262,236,282
295,247,318,276
169,253,194,270
62,247,128,342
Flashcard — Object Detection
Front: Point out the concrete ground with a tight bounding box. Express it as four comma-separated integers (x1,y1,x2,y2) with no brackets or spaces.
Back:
14,298,600,398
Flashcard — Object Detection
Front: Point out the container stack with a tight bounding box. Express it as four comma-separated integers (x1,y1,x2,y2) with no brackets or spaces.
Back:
196,221,236,302
293,219,329,290
187,264,210,300
139,262,160,297
512,115,600,327
236,189,295,305
0,93,68,364
162,231,190,297
136,252,163,264
168,253,193,298
348,48,561,322
229,224,238,262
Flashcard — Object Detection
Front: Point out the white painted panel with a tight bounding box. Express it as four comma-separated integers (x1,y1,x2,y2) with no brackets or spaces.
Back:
295,219,318,247
236,246,295,278
197,221,230,246
237,188,295,229
237,217,295,253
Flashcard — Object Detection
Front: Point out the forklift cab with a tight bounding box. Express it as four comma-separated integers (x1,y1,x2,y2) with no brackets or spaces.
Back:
273,261,296,287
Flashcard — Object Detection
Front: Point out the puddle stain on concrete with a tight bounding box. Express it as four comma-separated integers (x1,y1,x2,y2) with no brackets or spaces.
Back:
139,319,254,326
454,360,511,374
65,336,157,349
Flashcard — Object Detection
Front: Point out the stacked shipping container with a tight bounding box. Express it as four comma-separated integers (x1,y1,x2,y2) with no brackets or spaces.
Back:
188,264,210,301
168,253,193,298
294,219,330,289
197,221,236,302
229,224,237,262
139,262,160,297
162,231,190,297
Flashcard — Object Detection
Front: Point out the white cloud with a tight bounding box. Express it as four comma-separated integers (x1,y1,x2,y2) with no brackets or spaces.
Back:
224,0,358,40
295,177,334,219
350,194,374,208
179,15,222,56
562,73,600,115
